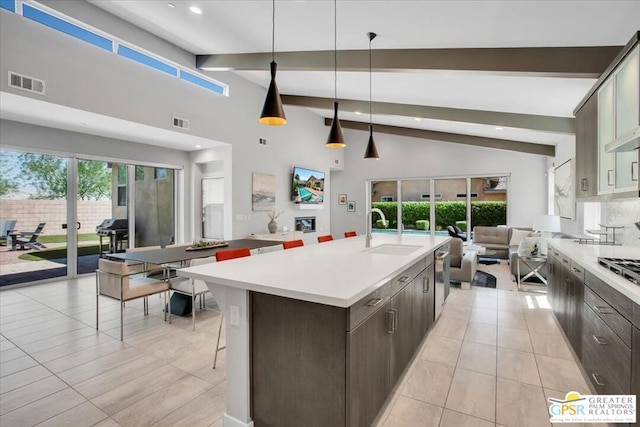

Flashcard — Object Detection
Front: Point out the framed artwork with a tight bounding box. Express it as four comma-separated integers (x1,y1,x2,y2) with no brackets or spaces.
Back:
347,201,356,212
252,172,275,211
338,194,347,205
554,159,575,220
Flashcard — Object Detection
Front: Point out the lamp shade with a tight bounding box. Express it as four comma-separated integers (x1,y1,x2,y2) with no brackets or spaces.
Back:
326,101,345,147
364,125,379,159
533,215,561,232
259,61,287,126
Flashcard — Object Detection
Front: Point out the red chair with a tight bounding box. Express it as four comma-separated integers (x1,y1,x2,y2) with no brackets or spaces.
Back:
215,247,251,262
344,231,357,238
317,235,334,243
283,239,304,250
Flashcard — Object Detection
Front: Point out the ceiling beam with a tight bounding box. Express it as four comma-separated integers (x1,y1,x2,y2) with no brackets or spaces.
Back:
285,95,573,134
197,46,622,78
327,118,555,157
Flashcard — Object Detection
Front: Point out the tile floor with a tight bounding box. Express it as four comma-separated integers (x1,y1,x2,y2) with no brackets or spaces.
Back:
0,262,597,426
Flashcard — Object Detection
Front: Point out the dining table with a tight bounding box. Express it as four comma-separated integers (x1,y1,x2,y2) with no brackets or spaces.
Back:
106,238,282,266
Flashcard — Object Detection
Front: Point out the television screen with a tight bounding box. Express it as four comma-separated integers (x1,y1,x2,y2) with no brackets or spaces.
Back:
292,166,324,204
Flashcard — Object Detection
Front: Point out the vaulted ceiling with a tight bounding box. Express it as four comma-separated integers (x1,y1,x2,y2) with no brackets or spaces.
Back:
87,1,640,155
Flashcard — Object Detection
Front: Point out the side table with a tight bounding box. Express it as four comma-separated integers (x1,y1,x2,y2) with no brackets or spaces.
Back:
517,255,547,292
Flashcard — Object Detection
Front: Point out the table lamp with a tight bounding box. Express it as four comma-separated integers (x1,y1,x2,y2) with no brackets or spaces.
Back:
533,214,561,255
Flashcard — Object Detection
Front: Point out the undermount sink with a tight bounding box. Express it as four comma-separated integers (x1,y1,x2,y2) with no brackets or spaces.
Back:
364,244,422,255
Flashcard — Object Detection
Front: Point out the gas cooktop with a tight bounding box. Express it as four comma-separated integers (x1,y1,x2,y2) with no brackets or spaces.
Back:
597,257,640,285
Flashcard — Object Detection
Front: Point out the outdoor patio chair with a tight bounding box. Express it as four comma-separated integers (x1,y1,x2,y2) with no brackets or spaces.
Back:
15,223,46,250
0,220,17,246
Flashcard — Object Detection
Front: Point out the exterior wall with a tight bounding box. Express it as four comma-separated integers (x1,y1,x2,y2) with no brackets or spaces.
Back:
0,200,111,235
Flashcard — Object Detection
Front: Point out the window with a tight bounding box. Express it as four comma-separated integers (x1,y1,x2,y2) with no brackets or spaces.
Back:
154,168,167,180
380,196,394,202
117,164,127,206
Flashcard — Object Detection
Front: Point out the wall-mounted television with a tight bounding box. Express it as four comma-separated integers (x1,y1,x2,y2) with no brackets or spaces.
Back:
291,166,324,204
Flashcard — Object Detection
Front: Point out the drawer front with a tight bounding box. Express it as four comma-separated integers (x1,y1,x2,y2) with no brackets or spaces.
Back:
390,259,428,296
348,283,390,331
582,303,631,393
556,252,571,270
584,286,632,347
585,271,634,324
569,260,585,283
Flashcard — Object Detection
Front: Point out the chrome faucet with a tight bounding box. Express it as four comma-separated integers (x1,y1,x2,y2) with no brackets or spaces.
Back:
366,208,387,248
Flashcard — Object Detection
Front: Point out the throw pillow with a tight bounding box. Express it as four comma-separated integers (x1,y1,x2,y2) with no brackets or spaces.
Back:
509,229,531,246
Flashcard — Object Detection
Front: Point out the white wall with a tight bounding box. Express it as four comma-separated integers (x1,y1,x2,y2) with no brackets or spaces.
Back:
330,128,549,238
0,4,332,244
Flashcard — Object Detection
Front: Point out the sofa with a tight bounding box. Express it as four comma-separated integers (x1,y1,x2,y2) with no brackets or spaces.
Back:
472,226,548,280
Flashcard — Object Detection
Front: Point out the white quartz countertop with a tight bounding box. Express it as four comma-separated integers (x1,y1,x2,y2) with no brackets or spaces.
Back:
177,234,450,308
549,239,640,305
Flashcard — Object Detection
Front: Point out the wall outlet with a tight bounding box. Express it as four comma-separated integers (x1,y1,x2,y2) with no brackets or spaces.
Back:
258,138,270,147
230,305,240,327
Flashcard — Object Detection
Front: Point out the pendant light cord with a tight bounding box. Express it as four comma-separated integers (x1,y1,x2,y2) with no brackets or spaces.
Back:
271,0,275,62
369,34,372,125
334,0,337,101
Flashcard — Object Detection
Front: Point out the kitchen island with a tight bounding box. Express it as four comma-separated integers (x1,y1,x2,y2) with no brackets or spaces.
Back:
177,234,451,427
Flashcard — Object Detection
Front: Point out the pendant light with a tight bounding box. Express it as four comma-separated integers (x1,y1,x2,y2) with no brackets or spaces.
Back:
259,0,286,126
325,0,345,148
364,32,379,159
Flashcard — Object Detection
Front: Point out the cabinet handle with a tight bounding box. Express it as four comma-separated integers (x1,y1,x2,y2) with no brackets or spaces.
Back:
398,275,410,283
366,298,383,307
592,335,608,345
592,305,613,315
591,373,605,386
571,267,581,273
632,161,638,182
392,309,398,332
387,310,394,334
607,169,613,186
565,279,572,296
581,178,588,191
423,276,430,293
562,258,569,264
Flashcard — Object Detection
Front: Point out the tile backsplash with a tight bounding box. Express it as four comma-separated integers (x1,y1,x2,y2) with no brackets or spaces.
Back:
604,199,640,247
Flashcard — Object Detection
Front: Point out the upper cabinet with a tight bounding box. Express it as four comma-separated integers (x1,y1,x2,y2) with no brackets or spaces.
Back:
576,33,639,200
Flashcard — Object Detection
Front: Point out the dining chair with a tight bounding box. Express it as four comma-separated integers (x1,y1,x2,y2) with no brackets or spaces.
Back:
96,258,169,341
283,239,304,250
317,235,333,243
344,231,357,238
169,256,215,331
215,247,251,262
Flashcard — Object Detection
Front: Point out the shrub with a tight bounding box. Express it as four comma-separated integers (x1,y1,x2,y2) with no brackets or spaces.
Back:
416,220,429,230
455,221,467,232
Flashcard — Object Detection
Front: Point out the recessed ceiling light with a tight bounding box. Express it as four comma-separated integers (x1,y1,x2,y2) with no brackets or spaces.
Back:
195,145,202,148
495,126,504,130
167,3,175,8
189,6,202,14
355,111,361,115
414,118,422,121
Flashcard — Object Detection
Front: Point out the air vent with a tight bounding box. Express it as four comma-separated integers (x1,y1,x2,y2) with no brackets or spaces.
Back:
172,116,189,130
8,71,45,95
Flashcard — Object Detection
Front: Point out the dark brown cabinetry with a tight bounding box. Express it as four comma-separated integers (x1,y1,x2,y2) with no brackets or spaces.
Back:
547,250,583,357
632,327,640,400
251,255,438,427
575,94,599,199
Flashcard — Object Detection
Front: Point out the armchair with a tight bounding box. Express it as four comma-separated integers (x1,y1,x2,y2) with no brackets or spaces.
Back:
15,222,46,250
449,238,477,289
96,258,170,340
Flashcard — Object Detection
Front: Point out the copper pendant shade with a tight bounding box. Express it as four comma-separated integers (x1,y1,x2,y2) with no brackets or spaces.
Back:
326,0,345,147
259,61,286,125
259,0,286,126
364,32,379,159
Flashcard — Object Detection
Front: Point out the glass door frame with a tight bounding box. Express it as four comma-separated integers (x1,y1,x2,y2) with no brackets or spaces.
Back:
367,173,511,238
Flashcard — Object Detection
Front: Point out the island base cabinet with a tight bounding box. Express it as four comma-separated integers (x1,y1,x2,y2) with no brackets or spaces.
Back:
347,303,391,427
250,292,347,427
633,327,640,402
390,282,417,386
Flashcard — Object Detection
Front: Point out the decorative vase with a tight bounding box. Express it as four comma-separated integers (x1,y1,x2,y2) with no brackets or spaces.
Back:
268,219,278,234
